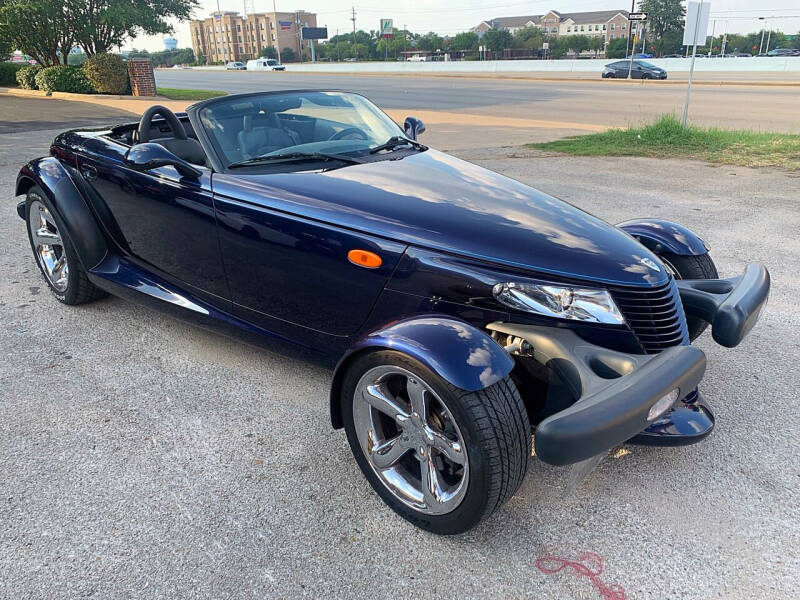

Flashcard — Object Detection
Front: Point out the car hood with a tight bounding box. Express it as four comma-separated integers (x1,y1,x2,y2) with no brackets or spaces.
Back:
213,149,668,287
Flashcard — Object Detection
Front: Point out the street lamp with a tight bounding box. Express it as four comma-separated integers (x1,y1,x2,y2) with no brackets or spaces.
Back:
758,16,765,55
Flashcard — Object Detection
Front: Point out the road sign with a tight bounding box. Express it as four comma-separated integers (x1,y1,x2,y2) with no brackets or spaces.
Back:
542,42,549,49
683,1,710,46
301,27,328,40
380,19,393,39
629,12,648,21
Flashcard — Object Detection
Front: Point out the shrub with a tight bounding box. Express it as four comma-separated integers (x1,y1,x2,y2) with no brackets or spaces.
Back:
0,62,26,86
34,65,95,94
82,53,130,94
16,65,41,89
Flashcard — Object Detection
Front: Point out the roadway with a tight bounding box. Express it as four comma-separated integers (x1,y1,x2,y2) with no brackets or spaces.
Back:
155,70,800,141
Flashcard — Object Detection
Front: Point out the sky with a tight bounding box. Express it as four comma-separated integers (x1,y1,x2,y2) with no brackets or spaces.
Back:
128,1,800,51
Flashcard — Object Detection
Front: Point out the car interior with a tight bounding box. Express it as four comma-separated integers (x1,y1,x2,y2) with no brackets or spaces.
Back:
106,93,399,170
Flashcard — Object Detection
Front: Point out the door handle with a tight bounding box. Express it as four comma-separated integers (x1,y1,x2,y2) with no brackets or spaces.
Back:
81,165,98,181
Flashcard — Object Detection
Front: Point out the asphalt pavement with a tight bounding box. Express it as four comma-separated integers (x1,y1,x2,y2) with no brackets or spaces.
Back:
1,99,798,599
155,70,800,133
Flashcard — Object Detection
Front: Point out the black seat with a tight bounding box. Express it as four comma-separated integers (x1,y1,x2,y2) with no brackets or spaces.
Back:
237,112,299,158
137,105,207,166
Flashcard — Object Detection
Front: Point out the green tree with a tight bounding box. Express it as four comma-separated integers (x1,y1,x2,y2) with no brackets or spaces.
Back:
639,0,685,40
589,36,606,56
570,35,591,54
67,0,198,56
485,29,513,54
606,37,628,58
416,32,443,52
450,31,479,51
513,26,543,51
280,47,296,62
260,46,276,59
0,0,73,66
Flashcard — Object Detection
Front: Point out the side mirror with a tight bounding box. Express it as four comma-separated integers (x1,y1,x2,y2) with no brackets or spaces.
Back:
124,143,202,179
404,116,426,140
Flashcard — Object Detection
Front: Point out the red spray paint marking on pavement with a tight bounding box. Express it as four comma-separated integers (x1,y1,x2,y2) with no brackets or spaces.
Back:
536,552,625,600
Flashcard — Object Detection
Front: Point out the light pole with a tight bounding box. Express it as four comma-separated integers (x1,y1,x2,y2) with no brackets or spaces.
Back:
273,0,281,64
707,19,716,57
758,17,765,55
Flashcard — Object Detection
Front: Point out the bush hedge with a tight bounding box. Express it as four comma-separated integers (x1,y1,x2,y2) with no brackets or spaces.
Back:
16,65,42,89
83,53,129,94
34,65,95,94
0,62,26,86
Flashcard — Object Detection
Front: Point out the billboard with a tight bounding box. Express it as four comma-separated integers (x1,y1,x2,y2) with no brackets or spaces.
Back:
380,19,393,39
301,27,328,40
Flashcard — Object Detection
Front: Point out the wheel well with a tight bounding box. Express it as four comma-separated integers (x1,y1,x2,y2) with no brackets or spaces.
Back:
329,347,374,429
15,176,36,197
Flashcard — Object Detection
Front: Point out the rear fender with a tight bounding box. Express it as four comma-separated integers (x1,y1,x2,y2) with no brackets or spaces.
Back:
16,157,108,270
329,316,514,429
617,218,708,256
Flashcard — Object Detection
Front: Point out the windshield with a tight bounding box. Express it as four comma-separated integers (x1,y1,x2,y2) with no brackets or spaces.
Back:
198,91,407,167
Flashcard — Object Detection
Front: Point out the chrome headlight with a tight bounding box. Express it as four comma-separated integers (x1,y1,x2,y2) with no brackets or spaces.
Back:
493,282,625,325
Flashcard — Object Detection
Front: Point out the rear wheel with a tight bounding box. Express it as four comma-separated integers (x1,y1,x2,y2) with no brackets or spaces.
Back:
341,350,530,534
658,252,719,341
25,186,106,305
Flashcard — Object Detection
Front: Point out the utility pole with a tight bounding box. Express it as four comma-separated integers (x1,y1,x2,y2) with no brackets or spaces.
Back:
682,0,704,129
758,17,766,55
765,29,772,54
626,0,635,79
351,7,358,60
707,20,716,56
272,0,281,64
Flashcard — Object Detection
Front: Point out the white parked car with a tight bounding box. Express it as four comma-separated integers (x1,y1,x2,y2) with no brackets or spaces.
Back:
245,58,286,71
225,61,246,70
406,55,429,62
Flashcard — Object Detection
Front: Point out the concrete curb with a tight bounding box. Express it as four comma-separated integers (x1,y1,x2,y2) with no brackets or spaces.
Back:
0,87,161,100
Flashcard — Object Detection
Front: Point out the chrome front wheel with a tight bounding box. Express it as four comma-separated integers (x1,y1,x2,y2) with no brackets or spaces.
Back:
28,198,69,292
353,365,469,516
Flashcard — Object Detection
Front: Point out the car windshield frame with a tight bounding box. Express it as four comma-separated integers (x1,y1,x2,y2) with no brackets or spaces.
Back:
187,90,408,172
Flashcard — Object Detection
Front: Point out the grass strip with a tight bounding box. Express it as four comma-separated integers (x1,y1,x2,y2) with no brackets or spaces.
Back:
528,115,800,170
157,88,227,100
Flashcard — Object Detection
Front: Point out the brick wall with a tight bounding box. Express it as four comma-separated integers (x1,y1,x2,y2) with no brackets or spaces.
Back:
127,59,156,97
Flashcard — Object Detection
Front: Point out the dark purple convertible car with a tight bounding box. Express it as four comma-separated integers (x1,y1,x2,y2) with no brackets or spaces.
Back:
15,91,770,534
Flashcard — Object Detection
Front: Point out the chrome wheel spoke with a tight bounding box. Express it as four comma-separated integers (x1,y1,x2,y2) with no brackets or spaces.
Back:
430,431,465,465
353,365,469,516
420,454,444,508
406,377,428,418
34,226,62,248
363,384,409,421
28,200,69,293
371,435,409,469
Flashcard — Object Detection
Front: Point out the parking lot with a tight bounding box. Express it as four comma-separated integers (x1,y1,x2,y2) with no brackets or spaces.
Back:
1,95,798,599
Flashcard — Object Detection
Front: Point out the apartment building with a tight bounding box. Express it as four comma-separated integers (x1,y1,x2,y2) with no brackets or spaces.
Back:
474,9,644,45
190,10,317,63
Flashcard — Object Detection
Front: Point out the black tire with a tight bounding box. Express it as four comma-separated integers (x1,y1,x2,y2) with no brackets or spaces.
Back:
341,350,530,534
642,73,652,80
25,186,106,305
658,252,719,341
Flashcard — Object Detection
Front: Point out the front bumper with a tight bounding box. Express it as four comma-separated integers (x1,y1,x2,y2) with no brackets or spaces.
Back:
486,262,770,466
488,323,706,465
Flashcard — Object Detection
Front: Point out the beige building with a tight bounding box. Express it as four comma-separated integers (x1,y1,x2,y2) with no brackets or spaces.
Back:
474,9,643,45
190,10,317,63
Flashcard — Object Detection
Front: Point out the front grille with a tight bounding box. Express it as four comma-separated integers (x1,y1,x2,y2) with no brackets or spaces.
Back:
609,278,689,354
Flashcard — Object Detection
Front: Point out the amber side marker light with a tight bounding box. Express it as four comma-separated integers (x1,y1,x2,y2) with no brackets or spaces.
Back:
348,249,383,269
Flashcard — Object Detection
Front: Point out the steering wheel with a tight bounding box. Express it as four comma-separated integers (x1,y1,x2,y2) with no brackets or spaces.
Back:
328,127,368,141
138,105,189,143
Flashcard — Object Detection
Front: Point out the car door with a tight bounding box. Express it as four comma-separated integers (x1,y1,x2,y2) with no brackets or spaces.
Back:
210,174,407,340
76,145,229,302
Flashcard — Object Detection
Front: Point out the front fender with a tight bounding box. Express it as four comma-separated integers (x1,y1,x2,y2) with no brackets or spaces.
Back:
16,157,108,270
329,316,514,428
617,218,708,256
